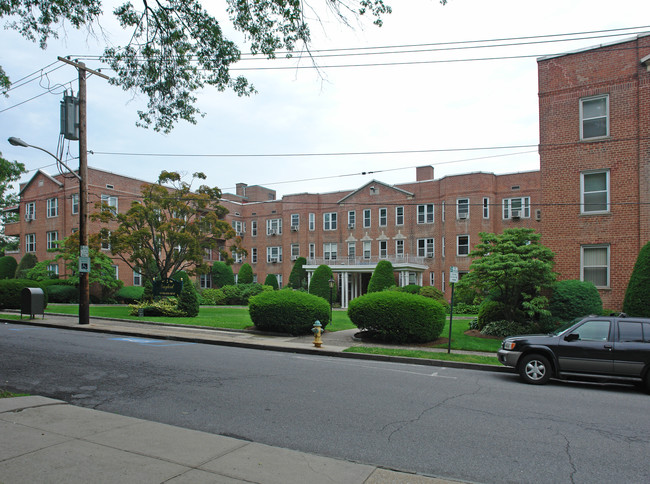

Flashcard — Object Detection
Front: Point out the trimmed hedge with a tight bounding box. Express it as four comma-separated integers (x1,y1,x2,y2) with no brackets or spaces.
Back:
308,264,333,301
549,279,602,321
46,285,79,303
237,263,254,284
200,288,227,305
367,260,395,293
264,273,279,290
623,241,650,317
347,291,446,344
0,256,17,279
0,279,48,310
288,256,307,289
115,286,145,304
249,290,330,335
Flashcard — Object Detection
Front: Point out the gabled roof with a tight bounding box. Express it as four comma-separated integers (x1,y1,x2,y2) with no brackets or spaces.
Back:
19,169,64,196
337,180,414,204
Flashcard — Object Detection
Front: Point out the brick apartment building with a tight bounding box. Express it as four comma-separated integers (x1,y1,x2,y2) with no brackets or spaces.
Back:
538,33,650,310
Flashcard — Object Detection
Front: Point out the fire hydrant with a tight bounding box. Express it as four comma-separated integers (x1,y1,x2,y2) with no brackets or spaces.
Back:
312,320,323,348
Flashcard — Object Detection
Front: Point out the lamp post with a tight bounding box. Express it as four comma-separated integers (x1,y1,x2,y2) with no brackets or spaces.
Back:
328,277,335,325
8,136,89,325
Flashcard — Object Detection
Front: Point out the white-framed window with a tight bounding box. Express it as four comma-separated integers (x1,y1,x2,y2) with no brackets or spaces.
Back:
309,213,315,231
417,204,434,224
323,212,337,231
580,94,609,140
47,263,59,276
441,201,445,222
133,270,142,286
112,265,119,280
324,242,338,260
582,244,610,288
25,202,36,221
483,197,490,219
26,233,35,252
457,198,469,219
348,210,356,228
71,193,79,215
442,271,446,293
46,197,58,218
379,208,387,227
503,197,531,219
429,272,435,286
291,213,300,230
232,220,245,235
348,242,356,259
309,243,315,259
266,218,282,235
200,273,211,289
457,235,470,256
267,246,282,263
396,239,404,257
276,274,283,289
251,247,258,263
363,209,371,228
233,250,243,264
379,240,388,258
101,231,111,250
251,220,258,237
581,170,610,214
442,237,446,258
417,238,434,258
101,194,118,215
46,231,58,250
363,241,371,259
291,243,300,259
396,206,404,226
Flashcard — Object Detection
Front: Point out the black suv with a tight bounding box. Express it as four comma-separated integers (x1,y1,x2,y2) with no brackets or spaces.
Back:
497,314,650,392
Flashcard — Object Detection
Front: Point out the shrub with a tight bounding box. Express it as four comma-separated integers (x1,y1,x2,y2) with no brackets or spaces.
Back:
129,298,185,317
367,260,395,293
347,291,446,344
308,264,334,300
249,290,330,335
288,256,307,289
419,286,450,312
219,283,272,305
0,256,17,279
549,279,603,321
115,286,145,304
399,284,421,294
237,263,254,284
623,241,650,317
453,302,480,315
212,261,235,287
15,253,38,279
177,278,200,317
200,288,227,305
481,320,527,338
46,284,78,303
264,273,279,290
0,279,48,310
477,300,510,330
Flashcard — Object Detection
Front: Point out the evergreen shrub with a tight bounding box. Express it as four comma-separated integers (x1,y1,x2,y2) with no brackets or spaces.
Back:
129,298,185,317
481,320,527,338
249,290,330,335
264,273,279,290
200,288,227,305
549,279,602,321
177,278,200,317
115,286,145,304
288,256,307,289
308,264,333,300
0,256,17,279
0,279,48,310
212,261,235,287
347,291,446,344
15,253,37,279
367,260,395,293
623,241,650,317
220,283,270,305
46,285,78,303
237,263,254,284
477,300,518,330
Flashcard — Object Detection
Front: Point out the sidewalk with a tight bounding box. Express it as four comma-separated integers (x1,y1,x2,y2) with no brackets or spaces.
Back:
1,312,500,483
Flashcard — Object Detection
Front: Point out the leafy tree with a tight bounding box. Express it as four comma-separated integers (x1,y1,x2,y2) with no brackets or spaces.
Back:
458,228,556,322
308,264,334,301
0,155,26,252
288,256,307,289
15,253,38,279
264,273,279,290
25,260,60,280
92,171,241,285
0,1,394,132
623,241,650,317
212,261,235,288
237,263,254,284
367,260,395,293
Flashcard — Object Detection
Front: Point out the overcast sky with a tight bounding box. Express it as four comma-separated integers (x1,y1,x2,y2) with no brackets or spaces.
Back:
1,0,649,198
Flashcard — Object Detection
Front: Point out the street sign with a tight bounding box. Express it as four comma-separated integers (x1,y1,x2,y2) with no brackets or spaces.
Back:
80,245,89,258
449,266,459,284
79,256,91,273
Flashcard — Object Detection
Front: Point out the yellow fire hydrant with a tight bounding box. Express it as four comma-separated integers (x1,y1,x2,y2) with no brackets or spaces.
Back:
312,320,323,348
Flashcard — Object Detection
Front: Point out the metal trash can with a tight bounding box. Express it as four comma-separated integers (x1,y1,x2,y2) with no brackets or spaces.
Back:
21,287,45,319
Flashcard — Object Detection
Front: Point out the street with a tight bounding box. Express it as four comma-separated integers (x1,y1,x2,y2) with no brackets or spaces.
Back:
1,322,648,484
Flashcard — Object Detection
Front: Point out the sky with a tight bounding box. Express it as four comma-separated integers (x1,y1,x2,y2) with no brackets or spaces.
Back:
1,0,650,199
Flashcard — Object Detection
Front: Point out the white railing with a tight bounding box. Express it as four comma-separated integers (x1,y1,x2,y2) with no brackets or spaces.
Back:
306,254,428,266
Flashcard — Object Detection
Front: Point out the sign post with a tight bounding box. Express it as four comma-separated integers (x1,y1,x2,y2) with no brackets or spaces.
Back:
448,266,459,354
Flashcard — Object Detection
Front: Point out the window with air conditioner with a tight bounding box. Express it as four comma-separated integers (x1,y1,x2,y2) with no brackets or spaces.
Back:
266,218,282,235
417,238,434,258
348,210,356,229
25,202,35,221
503,197,531,219
267,246,282,263
457,199,469,220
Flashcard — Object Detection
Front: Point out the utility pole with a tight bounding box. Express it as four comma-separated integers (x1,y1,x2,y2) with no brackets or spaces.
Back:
57,57,109,325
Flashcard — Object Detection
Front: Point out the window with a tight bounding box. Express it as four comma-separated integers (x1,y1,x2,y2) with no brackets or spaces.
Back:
483,198,489,219
348,242,356,260
395,240,404,257
429,272,435,286
580,94,609,140
457,198,469,219
199,273,211,289
379,208,387,226
112,265,119,280
582,245,609,288
101,194,118,215
309,213,315,231
324,242,338,260
291,214,300,230
442,271,446,293
569,320,610,342
323,212,337,231
47,264,59,276
133,271,142,286
232,220,245,235
396,206,404,226
348,210,356,228
267,246,282,263
581,170,609,214
441,201,445,222
233,250,243,264
266,218,282,235
101,231,111,250
25,202,36,221
46,231,58,250
251,220,258,237
291,243,300,259
379,240,388,258
618,322,644,343
251,247,258,263
71,194,79,215
457,235,470,256
363,241,371,259
417,204,434,224
309,243,315,259
46,197,58,218
363,209,371,228
276,274,283,289
417,238,434,258
442,237,446,257
503,197,531,219
26,233,35,252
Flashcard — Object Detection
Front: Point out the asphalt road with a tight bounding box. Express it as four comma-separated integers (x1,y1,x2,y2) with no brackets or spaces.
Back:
1,322,649,484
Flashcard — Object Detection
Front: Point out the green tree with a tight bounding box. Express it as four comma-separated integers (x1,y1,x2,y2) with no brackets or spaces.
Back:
0,255,17,279
212,261,235,288
177,276,200,317
237,263,254,284
308,264,334,301
458,228,556,322
92,171,242,285
367,260,395,293
264,273,279,290
15,253,38,279
288,256,307,289
0,1,393,132
623,241,650,317
0,155,26,252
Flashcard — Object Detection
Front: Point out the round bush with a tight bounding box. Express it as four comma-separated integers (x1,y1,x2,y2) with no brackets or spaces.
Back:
237,263,254,284
0,256,18,279
46,284,79,303
115,286,145,304
249,290,330,335
550,279,603,321
347,291,446,344
0,279,48,310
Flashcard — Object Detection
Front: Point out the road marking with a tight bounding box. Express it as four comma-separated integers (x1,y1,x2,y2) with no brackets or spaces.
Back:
110,337,195,347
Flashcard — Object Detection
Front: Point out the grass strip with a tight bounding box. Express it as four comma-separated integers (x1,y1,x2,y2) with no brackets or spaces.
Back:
344,346,500,365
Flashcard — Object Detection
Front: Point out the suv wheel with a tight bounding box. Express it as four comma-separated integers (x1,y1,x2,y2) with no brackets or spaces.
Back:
519,354,552,385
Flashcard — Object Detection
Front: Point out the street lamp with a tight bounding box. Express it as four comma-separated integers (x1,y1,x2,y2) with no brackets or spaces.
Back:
8,136,89,325
328,277,335,325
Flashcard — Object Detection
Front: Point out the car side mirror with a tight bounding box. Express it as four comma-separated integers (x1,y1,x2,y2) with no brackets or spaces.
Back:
564,333,579,342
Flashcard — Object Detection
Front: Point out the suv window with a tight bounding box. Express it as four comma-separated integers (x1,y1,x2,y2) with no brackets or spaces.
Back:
569,320,610,341
618,322,644,343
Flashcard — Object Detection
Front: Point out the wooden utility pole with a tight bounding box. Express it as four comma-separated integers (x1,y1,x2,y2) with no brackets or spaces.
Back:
57,57,109,325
